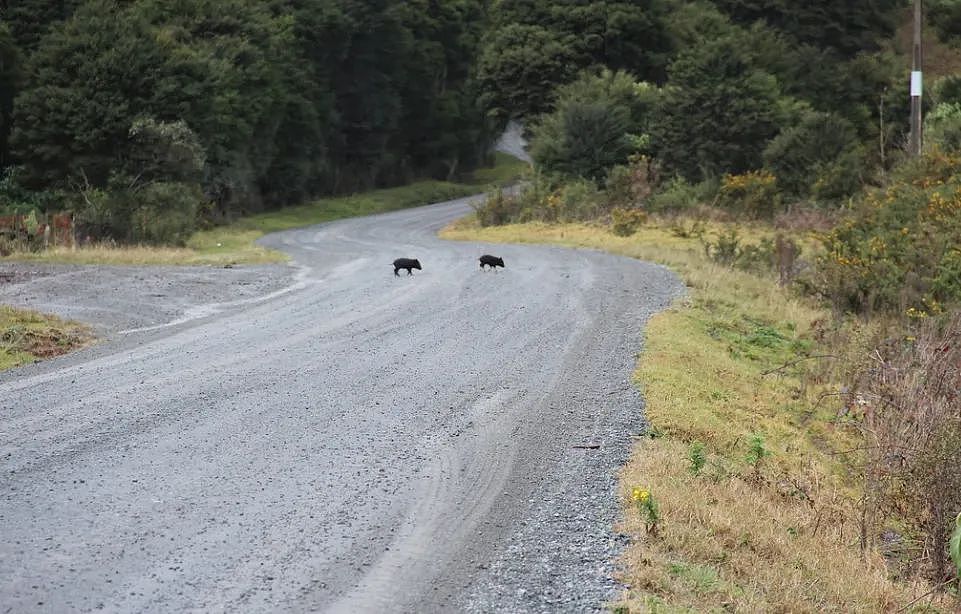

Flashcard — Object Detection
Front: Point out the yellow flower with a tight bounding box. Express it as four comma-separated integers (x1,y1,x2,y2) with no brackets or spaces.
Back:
632,488,651,504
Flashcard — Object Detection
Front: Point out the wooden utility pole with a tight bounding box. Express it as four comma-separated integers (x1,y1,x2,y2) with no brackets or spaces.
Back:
909,0,923,156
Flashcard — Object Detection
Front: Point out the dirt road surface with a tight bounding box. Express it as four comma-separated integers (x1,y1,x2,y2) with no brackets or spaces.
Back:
0,196,682,612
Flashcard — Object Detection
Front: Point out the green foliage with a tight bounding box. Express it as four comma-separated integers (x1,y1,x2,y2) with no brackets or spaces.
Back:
474,189,523,227
653,38,783,182
473,175,610,225
713,0,901,57
6,0,493,233
933,75,961,106
479,0,672,120
745,433,768,468
124,118,206,186
701,229,801,280
531,71,658,181
812,149,961,314
929,0,961,47
647,176,710,213
0,23,21,169
0,0,84,51
0,167,59,214
125,181,202,245
763,111,864,200
475,24,578,121
687,441,706,475
925,103,961,152
604,156,659,207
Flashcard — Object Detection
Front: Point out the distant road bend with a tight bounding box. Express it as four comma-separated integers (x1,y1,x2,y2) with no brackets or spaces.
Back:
0,196,682,612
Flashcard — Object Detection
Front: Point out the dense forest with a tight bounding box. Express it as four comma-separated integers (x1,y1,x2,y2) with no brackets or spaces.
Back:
0,0,496,241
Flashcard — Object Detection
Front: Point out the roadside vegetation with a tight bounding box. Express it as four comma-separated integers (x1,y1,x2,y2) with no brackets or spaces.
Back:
445,0,961,610
0,305,91,370
4,154,527,265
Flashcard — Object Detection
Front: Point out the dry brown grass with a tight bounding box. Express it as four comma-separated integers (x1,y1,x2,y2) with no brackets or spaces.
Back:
0,305,93,371
618,440,911,613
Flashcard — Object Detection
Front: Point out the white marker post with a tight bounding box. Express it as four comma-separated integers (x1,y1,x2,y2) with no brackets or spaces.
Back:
909,0,923,156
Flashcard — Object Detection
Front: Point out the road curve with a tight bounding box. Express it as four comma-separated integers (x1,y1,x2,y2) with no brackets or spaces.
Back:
1,196,683,613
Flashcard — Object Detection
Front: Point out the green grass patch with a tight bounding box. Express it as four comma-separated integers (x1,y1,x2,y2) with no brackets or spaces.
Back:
0,305,92,371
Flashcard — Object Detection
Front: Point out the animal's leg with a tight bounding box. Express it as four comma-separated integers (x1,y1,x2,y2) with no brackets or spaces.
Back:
407,269,413,276
394,268,400,276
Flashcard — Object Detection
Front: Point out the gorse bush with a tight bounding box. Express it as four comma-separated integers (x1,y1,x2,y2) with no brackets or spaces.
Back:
812,148,961,315
715,170,780,218
610,207,648,236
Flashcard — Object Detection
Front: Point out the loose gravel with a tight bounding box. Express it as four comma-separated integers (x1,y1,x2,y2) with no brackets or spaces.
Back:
1,195,683,613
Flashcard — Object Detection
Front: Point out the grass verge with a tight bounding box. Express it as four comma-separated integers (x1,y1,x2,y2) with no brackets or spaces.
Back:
441,218,941,611
0,305,93,371
3,153,529,266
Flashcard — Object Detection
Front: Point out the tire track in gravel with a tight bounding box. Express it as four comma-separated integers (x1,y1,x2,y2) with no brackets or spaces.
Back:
1,194,683,613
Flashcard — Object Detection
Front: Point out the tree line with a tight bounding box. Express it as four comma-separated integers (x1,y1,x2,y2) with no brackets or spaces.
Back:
3,0,961,245
0,0,494,241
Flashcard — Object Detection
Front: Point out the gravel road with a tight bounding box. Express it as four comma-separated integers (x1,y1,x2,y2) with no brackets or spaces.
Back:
1,195,683,613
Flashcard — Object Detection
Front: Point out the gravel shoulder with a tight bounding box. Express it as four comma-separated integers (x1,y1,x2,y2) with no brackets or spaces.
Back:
0,195,683,612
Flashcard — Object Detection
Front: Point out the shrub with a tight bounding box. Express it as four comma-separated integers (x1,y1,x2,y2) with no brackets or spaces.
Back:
610,207,648,236
647,176,710,212
126,181,202,245
762,111,864,201
474,189,523,227
925,102,961,152
701,230,802,282
811,149,961,314
604,155,660,208
73,179,202,245
852,313,961,583
933,75,961,106
652,38,783,182
530,70,655,181
715,170,781,218
549,179,603,222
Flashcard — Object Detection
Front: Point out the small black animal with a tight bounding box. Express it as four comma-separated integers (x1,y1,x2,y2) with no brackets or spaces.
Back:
393,258,422,276
479,254,505,270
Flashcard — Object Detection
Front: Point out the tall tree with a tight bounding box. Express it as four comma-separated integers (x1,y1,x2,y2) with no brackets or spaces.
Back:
652,38,783,181
0,23,21,170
